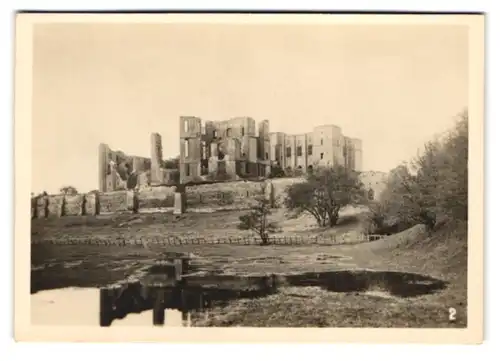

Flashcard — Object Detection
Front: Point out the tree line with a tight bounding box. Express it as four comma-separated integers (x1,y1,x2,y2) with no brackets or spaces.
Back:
367,109,468,234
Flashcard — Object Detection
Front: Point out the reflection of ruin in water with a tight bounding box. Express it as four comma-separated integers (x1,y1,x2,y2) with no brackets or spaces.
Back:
97,252,447,327
30,288,197,327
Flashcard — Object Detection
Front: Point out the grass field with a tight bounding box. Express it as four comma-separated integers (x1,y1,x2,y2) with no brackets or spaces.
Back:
31,208,467,328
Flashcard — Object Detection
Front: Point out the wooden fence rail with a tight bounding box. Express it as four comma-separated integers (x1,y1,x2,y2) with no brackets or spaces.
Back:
32,234,386,246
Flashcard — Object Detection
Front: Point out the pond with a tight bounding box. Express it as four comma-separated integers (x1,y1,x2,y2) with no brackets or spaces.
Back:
31,269,447,327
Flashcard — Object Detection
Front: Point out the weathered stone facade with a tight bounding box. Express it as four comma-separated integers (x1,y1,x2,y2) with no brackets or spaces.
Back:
269,124,362,173
98,117,363,189
98,136,178,192
179,116,272,184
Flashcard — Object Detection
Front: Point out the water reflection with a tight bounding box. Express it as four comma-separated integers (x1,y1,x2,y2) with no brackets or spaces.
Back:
31,288,195,327
31,270,446,327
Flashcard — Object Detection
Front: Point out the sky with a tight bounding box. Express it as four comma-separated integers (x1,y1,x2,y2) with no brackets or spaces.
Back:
31,22,468,194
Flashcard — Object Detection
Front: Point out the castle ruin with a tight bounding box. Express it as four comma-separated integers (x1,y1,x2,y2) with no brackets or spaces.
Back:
97,134,178,192
98,116,363,191
179,116,362,184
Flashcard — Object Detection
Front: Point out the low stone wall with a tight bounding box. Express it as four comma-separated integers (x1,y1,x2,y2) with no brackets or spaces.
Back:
138,186,176,209
99,191,129,213
33,195,61,218
31,172,390,219
48,195,65,216
85,193,98,215
186,181,268,210
64,194,85,216
34,197,46,218
31,179,286,219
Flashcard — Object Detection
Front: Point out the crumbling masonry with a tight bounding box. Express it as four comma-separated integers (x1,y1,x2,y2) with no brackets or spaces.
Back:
98,116,363,191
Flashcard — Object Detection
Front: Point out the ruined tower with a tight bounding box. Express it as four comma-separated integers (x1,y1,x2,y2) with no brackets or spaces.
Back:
179,116,202,183
150,133,163,184
258,119,271,177
98,143,109,192
352,138,363,172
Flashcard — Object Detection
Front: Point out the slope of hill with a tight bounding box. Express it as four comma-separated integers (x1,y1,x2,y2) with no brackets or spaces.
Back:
359,220,467,277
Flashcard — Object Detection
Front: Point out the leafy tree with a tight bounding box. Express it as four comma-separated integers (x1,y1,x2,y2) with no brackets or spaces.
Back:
237,184,278,245
365,173,416,235
285,164,365,227
430,110,468,220
60,186,78,195
369,109,468,233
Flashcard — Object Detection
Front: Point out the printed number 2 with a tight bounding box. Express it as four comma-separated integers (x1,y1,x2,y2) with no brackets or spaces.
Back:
449,307,457,321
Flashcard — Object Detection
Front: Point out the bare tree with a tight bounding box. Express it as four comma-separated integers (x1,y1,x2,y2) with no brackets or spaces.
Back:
237,183,278,245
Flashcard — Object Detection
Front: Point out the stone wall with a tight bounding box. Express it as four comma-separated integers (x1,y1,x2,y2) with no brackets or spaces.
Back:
185,180,271,210
99,191,129,213
33,195,63,218
64,194,85,216
137,186,176,209
85,193,98,215
30,179,295,219
34,197,47,218
31,171,389,219
48,195,65,216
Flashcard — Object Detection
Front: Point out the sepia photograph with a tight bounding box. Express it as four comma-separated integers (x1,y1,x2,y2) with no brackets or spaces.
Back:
14,12,484,343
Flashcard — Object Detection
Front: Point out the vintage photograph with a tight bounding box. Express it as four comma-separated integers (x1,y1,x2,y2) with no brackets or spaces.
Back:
15,13,484,342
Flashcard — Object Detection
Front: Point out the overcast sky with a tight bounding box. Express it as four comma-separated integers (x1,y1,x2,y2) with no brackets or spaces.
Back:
31,22,468,194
